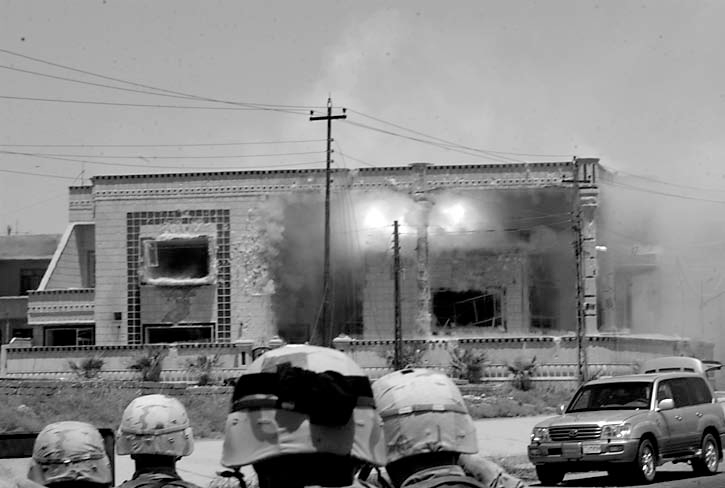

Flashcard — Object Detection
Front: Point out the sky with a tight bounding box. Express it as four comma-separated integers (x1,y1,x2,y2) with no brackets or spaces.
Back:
1,0,725,235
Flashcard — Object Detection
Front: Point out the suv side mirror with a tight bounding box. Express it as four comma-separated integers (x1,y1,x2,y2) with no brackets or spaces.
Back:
558,404,566,415
657,398,675,411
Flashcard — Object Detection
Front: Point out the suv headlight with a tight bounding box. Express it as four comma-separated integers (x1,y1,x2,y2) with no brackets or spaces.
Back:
601,423,631,439
531,427,550,442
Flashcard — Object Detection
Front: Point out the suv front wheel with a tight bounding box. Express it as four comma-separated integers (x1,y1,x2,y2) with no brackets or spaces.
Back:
692,432,720,476
630,438,657,484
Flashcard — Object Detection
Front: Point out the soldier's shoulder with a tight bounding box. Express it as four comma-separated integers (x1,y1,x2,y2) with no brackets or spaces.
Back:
116,477,203,488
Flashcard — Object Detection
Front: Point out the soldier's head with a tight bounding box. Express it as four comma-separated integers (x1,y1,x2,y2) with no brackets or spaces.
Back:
221,344,386,488
116,394,194,467
27,421,113,488
373,368,478,487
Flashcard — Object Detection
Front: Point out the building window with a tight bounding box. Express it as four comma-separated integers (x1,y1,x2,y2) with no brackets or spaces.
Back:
144,324,213,343
44,326,95,346
529,255,558,330
85,250,96,288
19,268,45,295
142,236,214,286
433,288,505,329
11,328,33,340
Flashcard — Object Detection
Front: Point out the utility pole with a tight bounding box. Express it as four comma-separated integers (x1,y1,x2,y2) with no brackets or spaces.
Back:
565,157,590,384
393,221,403,370
309,97,346,347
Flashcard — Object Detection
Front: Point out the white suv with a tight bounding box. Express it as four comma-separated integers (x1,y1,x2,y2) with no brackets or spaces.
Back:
528,371,725,485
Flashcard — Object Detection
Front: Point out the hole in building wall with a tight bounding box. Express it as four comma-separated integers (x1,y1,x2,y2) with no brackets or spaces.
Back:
433,289,504,329
143,236,211,282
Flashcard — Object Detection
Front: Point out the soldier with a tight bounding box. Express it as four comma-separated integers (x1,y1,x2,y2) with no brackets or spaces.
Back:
26,421,113,488
115,394,201,488
219,344,387,488
372,368,526,488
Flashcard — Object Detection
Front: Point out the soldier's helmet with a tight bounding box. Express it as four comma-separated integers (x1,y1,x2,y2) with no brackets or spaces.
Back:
27,421,112,486
116,394,194,457
221,344,386,468
373,368,478,463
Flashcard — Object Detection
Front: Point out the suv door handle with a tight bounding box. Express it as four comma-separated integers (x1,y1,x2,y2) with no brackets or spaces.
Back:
675,415,683,421
696,412,704,418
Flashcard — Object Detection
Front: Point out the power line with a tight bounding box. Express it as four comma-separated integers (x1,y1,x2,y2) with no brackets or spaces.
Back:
16,150,325,160
600,163,725,193
0,139,325,148
0,95,295,111
344,120,523,164
0,49,318,115
600,178,725,204
0,167,79,180
348,108,571,161
0,150,326,171
334,140,378,168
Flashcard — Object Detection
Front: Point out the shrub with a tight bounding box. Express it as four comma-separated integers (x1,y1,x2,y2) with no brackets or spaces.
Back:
128,346,167,382
68,356,104,380
381,344,427,369
186,354,221,386
507,356,537,391
449,346,486,382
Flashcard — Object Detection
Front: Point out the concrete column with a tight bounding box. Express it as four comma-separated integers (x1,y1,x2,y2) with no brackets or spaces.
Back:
410,163,432,337
577,160,600,335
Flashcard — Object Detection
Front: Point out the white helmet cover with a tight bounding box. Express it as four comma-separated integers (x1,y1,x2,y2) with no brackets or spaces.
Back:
221,344,386,468
116,394,194,457
373,368,478,463
27,421,112,485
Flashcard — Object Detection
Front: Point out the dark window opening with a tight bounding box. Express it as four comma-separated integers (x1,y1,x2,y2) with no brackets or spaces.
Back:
45,326,94,346
433,289,504,328
143,237,211,282
19,268,45,295
11,328,33,340
529,255,558,329
145,324,213,343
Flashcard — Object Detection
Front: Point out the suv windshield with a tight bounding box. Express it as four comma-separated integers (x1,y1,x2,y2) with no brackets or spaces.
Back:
568,382,652,412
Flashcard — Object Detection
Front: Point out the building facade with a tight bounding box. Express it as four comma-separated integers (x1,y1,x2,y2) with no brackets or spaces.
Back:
29,160,607,348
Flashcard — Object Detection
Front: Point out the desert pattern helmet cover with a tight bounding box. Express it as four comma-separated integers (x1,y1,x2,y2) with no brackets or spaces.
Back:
222,344,386,467
27,421,112,485
116,393,194,457
373,368,478,463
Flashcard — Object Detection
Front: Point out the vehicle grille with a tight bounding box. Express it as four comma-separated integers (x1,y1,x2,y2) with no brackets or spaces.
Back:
549,425,602,441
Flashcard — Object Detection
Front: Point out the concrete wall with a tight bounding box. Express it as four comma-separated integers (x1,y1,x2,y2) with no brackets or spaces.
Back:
45,224,95,289
0,341,254,381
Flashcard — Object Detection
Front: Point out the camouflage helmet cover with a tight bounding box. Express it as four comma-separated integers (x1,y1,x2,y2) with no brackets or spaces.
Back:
373,368,478,463
221,344,386,468
116,394,194,457
26,421,113,485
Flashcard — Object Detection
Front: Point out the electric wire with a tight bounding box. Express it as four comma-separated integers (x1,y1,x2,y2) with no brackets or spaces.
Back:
0,139,325,148
0,49,319,115
0,167,80,180
0,150,327,171
0,95,302,111
17,150,325,160
600,163,725,193
344,120,525,164
600,178,725,204
348,108,572,161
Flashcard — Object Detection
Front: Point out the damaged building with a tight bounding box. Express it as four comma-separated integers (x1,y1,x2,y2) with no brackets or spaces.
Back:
12,159,717,366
